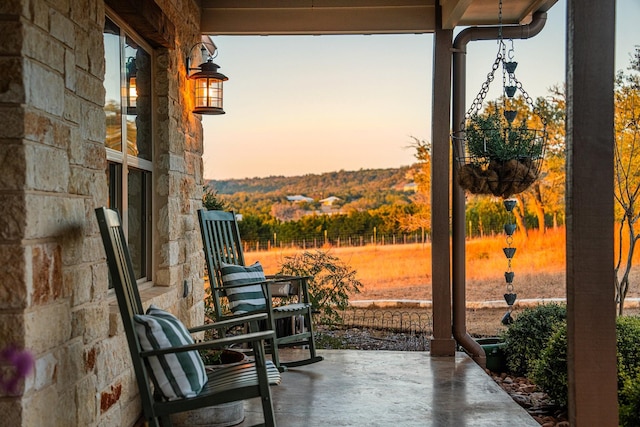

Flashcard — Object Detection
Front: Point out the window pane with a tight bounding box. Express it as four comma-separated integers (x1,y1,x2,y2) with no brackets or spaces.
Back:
104,18,122,152
128,167,151,280
125,37,152,161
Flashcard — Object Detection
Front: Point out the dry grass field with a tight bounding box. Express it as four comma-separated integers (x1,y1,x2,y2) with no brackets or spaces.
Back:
246,226,640,304
246,226,640,337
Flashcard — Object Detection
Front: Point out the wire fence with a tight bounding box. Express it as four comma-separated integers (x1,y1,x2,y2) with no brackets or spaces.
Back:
319,306,433,351
243,232,431,252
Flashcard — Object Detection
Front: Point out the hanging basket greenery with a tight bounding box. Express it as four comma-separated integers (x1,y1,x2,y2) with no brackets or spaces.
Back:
451,20,548,199
453,108,547,198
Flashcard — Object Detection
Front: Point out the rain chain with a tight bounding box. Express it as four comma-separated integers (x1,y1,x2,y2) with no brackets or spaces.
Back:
501,199,517,325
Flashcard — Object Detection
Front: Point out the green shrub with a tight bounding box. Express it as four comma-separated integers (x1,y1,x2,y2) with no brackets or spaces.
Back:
617,316,640,426
531,323,568,407
619,369,640,426
616,316,640,375
502,303,567,376
527,315,640,424
277,250,362,325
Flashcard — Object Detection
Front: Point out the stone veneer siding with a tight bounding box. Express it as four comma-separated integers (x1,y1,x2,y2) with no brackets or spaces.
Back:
0,0,207,425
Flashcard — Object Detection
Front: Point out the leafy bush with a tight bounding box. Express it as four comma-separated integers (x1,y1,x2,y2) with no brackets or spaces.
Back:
277,250,362,325
502,303,567,376
619,369,640,426
527,315,640,425
617,316,640,426
531,323,568,407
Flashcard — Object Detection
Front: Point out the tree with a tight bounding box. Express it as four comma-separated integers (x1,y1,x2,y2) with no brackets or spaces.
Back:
614,46,640,315
406,137,432,238
202,186,228,210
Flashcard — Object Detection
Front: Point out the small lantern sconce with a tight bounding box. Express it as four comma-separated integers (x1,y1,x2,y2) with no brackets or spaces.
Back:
186,42,228,115
125,57,137,114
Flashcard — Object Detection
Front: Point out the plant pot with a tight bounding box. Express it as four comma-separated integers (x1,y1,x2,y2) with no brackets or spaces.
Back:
476,337,507,373
171,350,249,427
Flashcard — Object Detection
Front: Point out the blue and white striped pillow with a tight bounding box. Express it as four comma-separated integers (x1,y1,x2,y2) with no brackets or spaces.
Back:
220,261,267,314
134,305,207,400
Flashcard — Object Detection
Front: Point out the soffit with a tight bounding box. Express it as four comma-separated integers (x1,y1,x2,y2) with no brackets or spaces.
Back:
199,0,558,35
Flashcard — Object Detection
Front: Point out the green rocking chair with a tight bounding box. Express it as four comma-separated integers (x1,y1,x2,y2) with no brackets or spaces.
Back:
198,209,323,371
96,207,279,427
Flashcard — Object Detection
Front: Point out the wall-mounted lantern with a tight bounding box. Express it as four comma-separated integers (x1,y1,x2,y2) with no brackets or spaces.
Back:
186,42,228,115
125,57,137,114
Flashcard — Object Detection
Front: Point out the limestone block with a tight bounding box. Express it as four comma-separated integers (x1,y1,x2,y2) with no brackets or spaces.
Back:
0,57,25,104
71,303,108,344
76,72,105,107
69,165,106,196
24,194,84,240
96,401,121,427
0,0,22,15
96,335,130,388
160,240,180,267
24,60,64,116
24,110,67,148
80,103,106,142
0,106,25,139
83,140,107,170
65,48,76,90
0,143,26,190
66,264,92,307
29,243,63,306
24,302,71,353
0,313,25,347
64,92,81,123
119,399,143,427
0,399,23,427
91,262,109,302
57,338,85,389
0,194,26,240
31,351,57,391
107,308,123,338
156,172,169,196
26,144,70,192
0,21,23,56
75,374,98,426
169,152,186,173
23,386,77,426
23,22,65,74
0,244,27,309
73,26,90,72
154,265,182,288
83,234,108,264
49,8,75,48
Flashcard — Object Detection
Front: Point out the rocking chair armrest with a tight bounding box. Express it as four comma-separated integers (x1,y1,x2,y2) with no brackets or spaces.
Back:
188,312,268,333
139,330,276,358
265,274,311,282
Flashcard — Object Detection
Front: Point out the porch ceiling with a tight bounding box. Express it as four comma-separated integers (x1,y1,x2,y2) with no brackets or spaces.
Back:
199,0,558,35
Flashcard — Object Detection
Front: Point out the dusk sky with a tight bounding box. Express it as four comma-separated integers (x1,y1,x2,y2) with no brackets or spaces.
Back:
202,0,640,180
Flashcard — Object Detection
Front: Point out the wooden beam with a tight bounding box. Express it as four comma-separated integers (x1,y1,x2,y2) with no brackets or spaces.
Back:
565,0,618,425
440,0,473,30
105,0,175,48
200,0,437,35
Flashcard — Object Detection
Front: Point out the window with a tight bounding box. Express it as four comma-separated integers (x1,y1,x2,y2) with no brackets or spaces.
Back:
104,15,153,283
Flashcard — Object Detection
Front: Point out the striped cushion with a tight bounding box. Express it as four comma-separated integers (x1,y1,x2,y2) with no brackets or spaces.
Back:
220,261,267,314
134,305,207,400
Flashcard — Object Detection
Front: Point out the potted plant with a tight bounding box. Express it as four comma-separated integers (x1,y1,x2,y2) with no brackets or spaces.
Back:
456,110,546,198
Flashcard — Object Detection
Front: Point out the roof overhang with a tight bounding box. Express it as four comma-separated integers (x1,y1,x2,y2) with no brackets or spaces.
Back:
200,0,558,35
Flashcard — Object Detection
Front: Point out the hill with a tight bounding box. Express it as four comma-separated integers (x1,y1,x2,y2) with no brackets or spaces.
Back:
206,167,419,214
207,167,414,199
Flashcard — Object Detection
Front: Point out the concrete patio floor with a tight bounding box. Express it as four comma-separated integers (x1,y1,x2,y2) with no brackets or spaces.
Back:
239,349,539,426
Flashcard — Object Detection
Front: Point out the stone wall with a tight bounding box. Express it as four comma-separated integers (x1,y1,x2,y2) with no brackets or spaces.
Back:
0,0,206,425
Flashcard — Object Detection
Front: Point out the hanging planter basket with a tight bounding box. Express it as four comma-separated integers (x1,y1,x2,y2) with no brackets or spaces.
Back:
452,13,548,199
452,108,547,198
